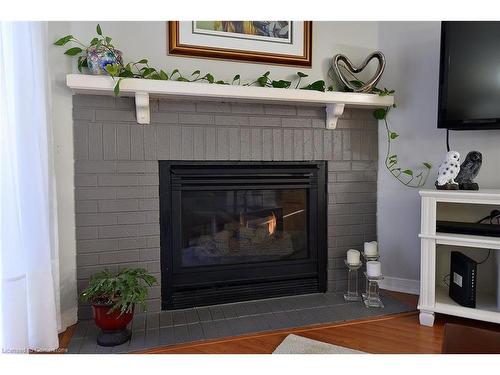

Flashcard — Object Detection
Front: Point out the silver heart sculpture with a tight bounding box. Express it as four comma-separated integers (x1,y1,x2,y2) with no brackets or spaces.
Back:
332,51,386,93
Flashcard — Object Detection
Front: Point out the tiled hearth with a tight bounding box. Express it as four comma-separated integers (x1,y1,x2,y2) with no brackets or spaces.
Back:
73,95,378,320
67,291,412,353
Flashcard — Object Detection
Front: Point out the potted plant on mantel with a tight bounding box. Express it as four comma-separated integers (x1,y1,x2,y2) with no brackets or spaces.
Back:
81,268,156,347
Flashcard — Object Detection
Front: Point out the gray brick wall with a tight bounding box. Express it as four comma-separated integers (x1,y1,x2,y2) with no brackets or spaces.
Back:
73,95,378,319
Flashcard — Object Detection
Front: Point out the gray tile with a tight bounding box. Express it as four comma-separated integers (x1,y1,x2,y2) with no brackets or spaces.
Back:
144,328,160,349
184,308,200,324
173,324,190,344
232,303,250,317
324,292,347,306
67,337,84,353
146,312,160,330
95,345,113,354
196,307,212,322
111,339,131,354
214,320,234,337
187,323,205,342
128,329,146,352
208,305,225,321
271,311,297,329
220,304,238,319
159,327,175,346
79,334,98,354
72,320,90,338
172,310,187,326
240,302,260,316
201,321,219,338
131,314,146,331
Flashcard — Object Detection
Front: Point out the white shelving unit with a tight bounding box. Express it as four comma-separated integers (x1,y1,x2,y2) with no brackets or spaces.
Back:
418,189,500,326
66,74,394,129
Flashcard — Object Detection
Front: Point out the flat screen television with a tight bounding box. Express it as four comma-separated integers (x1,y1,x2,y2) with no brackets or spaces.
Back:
438,21,500,130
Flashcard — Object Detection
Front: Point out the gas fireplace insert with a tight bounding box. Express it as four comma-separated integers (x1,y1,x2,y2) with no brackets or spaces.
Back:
159,161,327,310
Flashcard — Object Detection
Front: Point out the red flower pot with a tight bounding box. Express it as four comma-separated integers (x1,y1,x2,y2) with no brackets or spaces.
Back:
92,304,134,347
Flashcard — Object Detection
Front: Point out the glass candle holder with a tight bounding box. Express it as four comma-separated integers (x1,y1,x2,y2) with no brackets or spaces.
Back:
362,272,384,308
344,259,362,302
362,252,380,262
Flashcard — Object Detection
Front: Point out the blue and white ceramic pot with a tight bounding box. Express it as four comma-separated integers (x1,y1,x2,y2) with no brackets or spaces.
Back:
86,46,123,75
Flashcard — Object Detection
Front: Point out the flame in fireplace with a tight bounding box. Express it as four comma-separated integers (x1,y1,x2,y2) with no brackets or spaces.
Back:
262,212,277,235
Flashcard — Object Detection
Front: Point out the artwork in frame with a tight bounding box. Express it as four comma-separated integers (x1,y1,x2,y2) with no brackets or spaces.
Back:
168,21,312,67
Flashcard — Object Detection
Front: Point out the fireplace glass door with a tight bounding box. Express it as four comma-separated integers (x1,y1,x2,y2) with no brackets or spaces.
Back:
180,189,308,267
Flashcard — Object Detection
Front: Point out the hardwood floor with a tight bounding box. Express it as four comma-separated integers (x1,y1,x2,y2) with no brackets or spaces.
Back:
59,291,500,354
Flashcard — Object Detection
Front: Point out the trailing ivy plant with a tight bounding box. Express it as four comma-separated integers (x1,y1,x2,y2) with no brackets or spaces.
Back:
55,24,327,96
373,106,432,188
335,64,432,188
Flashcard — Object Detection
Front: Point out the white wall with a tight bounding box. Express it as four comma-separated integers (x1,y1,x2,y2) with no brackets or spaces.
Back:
377,22,500,293
49,21,381,317
68,21,379,82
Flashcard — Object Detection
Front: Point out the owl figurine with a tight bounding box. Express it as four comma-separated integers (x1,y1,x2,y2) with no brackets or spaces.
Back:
435,151,461,190
456,151,482,190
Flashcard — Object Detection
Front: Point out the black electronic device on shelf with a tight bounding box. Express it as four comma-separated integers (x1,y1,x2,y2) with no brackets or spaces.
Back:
449,251,477,308
436,221,500,237
436,209,500,237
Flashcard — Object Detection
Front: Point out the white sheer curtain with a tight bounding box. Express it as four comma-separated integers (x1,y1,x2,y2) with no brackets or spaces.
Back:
0,21,60,352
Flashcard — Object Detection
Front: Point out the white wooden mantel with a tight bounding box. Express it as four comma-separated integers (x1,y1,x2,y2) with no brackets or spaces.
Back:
66,74,394,129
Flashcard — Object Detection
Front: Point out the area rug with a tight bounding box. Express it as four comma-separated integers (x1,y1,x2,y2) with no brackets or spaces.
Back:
273,334,365,354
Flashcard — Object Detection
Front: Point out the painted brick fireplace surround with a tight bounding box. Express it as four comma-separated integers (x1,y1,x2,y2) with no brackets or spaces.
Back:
73,94,378,319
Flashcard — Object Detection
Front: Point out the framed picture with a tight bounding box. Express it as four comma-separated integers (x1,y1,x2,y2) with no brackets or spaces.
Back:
168,21,312,67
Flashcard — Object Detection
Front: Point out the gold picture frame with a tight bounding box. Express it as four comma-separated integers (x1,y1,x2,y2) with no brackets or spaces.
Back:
168,21,312,67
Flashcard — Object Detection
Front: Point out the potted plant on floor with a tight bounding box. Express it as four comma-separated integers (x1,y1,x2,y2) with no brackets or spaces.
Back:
81,268,157,346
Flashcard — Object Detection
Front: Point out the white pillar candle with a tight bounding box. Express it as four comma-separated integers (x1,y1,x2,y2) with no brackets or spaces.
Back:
366,261,382,278
364,241,378,256
346,249,361,265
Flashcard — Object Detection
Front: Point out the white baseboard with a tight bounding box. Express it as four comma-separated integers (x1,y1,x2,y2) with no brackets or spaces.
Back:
379,276,420,295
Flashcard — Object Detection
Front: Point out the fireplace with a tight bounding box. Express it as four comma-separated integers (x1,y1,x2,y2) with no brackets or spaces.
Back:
159,161,327,310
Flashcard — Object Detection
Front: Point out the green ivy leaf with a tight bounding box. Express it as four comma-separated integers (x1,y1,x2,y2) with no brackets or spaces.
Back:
204,73,214,83
257,76,268,87
373,108,387,120
389,154,397,160
54,35,73,46
77,56,85,73
159,70,169,80
301,80,326,92
105,63,120,77
263,71,270,77
191,70,201,76
297,72,308,78
171,69,179,77
96,24,102,36
423,162,432,169
215,80,228,85
271,80,291,89
119,69,134,78
390,132,399,139
90,37,99,46
141,67,156,77
403,169,414,176
64,47,83,56
177,77,190,82
105,36,112,44
136,59,148,64
349,79,364,88
114,78,123,96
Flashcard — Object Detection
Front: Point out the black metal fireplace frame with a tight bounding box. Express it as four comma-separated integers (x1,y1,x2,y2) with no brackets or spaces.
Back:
159,161,327,310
